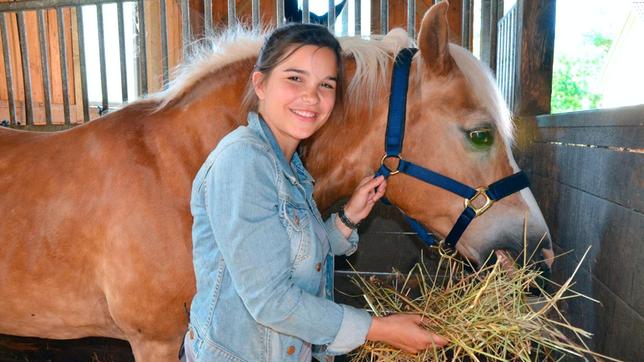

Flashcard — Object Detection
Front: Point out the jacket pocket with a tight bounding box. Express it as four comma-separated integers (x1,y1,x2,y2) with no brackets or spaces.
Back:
279,200,311,266
192,326,248,362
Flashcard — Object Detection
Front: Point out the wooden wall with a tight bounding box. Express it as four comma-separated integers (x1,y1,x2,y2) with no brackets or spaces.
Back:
516,105,644,361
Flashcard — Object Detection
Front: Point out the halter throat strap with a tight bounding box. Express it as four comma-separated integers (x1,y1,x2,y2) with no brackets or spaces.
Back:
375,47,530,249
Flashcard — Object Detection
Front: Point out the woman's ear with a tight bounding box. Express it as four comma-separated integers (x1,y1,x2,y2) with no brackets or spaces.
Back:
252,71,266,100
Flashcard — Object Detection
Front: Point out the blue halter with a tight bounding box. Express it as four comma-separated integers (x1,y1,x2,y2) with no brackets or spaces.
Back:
375,48,530,249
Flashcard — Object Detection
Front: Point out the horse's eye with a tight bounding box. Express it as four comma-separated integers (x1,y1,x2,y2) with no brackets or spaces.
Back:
467,128,494,147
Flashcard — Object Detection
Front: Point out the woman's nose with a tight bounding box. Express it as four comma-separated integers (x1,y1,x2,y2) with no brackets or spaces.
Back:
301,88,319,104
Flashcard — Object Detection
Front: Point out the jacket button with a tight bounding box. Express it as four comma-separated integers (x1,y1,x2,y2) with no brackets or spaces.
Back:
315,263,322,272
287,345,296,355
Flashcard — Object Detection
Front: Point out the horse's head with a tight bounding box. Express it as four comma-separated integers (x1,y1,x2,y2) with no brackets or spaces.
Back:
381,2,553,270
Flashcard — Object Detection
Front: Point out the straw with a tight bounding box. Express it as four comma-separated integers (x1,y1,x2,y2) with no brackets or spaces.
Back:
349,244,622,362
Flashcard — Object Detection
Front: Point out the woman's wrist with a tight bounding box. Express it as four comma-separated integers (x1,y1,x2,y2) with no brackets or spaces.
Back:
338,206,360,229
366,316,383,341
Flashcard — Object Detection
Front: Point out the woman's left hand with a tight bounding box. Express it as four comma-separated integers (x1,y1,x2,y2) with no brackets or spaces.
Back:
343,175,387,225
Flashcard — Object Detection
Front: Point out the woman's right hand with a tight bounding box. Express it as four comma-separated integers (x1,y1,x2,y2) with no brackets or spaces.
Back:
366,314,448,354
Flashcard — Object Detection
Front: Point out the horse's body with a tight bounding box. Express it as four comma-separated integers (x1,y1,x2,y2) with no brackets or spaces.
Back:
0,3,552,360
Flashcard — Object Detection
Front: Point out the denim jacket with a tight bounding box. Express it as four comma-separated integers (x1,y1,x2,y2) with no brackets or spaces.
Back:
188,112,372,361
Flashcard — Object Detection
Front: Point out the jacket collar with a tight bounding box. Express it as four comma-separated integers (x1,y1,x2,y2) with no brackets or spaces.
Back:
247,112,315,186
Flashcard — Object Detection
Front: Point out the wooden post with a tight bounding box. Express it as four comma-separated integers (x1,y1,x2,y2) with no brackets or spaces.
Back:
514,0,556,116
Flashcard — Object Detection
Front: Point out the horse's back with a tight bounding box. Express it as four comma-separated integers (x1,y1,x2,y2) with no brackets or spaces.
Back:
0,102,173,340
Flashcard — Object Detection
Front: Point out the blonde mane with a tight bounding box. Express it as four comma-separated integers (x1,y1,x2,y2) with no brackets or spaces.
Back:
152,27,512,142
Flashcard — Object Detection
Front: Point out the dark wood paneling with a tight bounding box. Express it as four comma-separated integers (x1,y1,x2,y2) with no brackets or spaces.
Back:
527,142,643,212
529,174,644,315
0,335,134,362
536,104,644,128
535,126,643,150
549,249,644,362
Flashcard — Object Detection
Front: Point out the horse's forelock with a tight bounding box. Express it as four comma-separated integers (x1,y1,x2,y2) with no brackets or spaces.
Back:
336,29,413,117
448,44,515,144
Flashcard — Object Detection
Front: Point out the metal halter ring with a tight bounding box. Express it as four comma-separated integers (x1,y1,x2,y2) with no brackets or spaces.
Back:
380,154,402,175
464,187,495,216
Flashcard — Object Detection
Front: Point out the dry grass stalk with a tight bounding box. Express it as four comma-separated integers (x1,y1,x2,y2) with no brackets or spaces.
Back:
350,245,621,362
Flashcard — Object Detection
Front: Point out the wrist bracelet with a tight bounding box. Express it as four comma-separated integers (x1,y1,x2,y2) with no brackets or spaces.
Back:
338,206,360,230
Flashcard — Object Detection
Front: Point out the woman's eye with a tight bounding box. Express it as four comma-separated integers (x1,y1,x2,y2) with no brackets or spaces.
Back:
288,76,301,82
321,82,335,89
467,128,494,147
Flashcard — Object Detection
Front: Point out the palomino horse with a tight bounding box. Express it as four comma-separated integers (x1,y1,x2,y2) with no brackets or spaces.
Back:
0,2,552,361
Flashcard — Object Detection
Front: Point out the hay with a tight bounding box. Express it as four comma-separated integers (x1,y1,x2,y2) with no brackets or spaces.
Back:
350,244,622,362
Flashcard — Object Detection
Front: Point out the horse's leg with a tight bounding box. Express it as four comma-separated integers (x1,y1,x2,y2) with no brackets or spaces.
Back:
129,336,184,362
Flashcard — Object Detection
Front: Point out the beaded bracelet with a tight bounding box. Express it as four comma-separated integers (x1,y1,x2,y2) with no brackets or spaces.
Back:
338,206,360,229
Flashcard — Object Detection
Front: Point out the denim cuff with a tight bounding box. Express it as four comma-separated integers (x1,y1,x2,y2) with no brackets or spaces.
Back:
325,213,360,256
326,305,372,355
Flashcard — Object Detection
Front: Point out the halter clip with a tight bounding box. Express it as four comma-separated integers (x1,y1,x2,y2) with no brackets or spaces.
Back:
464,187,495,216
380,154,402,175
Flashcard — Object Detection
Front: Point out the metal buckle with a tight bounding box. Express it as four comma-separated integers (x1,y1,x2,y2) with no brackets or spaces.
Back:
464,187,494,216
380,154,402,175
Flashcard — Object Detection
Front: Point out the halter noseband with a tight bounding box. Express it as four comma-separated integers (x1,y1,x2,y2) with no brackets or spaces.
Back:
375,48,530,249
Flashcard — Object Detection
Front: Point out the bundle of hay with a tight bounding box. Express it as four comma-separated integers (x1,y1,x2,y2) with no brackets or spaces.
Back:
350,246,620,362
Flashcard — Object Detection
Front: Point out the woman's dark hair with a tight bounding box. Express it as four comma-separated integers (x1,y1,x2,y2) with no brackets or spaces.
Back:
242,23,344,117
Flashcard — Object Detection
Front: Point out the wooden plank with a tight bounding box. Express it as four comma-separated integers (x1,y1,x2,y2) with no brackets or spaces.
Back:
513,0,555,116
166,0,183,74
536,104,644,128
144,0,162,92
527,142,643,212
529,174,644,315
535,126,644,150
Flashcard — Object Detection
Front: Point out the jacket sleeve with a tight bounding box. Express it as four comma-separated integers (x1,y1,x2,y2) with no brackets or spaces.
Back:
324,213,360,256
204,140,371,352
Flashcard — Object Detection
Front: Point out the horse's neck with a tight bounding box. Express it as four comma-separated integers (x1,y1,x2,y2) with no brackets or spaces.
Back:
302,61,389,212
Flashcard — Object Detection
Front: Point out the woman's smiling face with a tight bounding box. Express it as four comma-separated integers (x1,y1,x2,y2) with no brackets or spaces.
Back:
252,44,338,157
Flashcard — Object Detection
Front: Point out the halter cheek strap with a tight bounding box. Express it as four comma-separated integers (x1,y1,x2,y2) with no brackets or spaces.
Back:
375,48,530,249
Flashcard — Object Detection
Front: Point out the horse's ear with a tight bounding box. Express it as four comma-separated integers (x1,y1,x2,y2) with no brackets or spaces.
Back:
417,1,453,75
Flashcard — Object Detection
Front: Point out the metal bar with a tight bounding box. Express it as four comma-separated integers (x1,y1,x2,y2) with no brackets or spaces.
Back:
302,0,309,24
0,0,137,13
160,0,168,86
354,0,361,35
488,0,501,74
75,5,89,122
251,0,259,29
37,9,53,124
16,11,34,125
407,0,415,38
227,0,235,27
276,0,283,25
380,0,388,34
181,0,190,46
117,1,128,102
56,7,71,124
0,14,17,125
137,0,147,95
341,0,348,35
204,0,212,34
96,3,108,112
327,0,334,31
461,0,473,49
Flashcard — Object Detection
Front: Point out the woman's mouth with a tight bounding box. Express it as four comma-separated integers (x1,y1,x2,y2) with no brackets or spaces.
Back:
290,109,318,121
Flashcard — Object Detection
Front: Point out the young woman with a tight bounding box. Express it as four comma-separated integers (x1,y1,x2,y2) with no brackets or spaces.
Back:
184,23,447,361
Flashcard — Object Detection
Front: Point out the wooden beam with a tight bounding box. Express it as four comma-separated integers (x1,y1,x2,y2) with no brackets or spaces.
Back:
514,0,556,116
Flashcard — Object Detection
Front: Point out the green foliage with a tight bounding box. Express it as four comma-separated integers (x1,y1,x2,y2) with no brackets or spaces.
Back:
551,33,613,113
